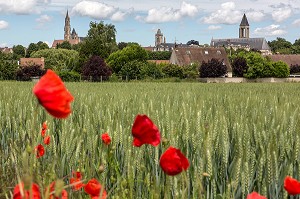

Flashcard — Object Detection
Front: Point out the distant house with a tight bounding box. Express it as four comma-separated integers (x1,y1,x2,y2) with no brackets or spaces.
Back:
0,47,13,54
211,13,272,55
266,54,300,66
19,57,45,68
169,47,232,76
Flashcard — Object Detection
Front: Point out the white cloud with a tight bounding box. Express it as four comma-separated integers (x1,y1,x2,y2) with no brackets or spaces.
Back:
246,10,265,22
208,25,222,30
0,0,39,14
0,20,8,30
36,15,52,23
201,2,241,24
139,1,198,23
72,1,116,19
271,4,292,23
253,24,287,36
72,0,130,21
292,19,300,26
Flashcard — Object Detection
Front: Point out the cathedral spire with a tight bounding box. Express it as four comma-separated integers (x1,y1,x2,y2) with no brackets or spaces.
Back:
239,13,249,38
64,10,71,41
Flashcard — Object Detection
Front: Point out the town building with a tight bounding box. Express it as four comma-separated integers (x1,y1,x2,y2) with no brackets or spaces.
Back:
19,57,45,68
144,29,189,52
211,14,272,55
51,11,85,48
170,47,232,76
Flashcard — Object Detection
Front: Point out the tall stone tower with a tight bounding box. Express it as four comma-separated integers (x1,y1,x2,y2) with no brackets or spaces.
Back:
239,13,249,38
155,29,163,46
64,10,71,41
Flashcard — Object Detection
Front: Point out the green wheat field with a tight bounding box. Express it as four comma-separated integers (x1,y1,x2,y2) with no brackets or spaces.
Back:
1,81,300,199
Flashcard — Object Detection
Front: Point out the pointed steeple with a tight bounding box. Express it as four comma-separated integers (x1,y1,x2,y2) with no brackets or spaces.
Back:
239,13,250,38
240,13,249,26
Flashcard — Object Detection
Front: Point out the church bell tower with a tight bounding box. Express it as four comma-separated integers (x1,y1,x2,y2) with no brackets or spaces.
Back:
64,10,71,41
239,13,249,38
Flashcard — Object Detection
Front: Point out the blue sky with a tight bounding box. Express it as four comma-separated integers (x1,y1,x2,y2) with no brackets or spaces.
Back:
0,0,300,48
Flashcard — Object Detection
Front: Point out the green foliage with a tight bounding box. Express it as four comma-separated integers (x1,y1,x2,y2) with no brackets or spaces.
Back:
107,44,148,74
119,60,147,80
31,48,79,72
182,63,199,78
79,21,118,61
162,63,184,78
57,71,81,82
26,42,49,58
244,52,290,78
140,62,164,79
268,37,293,54
147,51,172,60
199,58,227,78
272,61,289,78
56,41,72,50
12,45,26,59
0,60,18,80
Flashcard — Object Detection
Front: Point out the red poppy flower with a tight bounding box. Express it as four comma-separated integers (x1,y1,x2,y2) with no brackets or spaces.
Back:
48,181,68,199
101,133,111,145
159,146,189,176
44,136,50,145
70,171,85,191
35,144,45,158
33,70,74,119
131,114,161,147
41,129,46,137
284,176,300,195
42,122,47,130
84,178,107,199
247,192,267,199
13,182,41,199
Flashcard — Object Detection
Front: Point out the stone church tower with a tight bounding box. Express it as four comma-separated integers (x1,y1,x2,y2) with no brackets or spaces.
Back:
239,13,249,38
155,29,163,46
64,10,71,41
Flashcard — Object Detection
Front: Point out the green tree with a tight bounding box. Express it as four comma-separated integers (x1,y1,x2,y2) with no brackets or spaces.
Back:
31,48,79,72
26,43,38,57
0,60,18,80
79,21,118,61
268,37,292,54
37,41,49,50
12,45,26,59
272,61,289,77
56,41,72,50
119,60,146,80
106,44,148,74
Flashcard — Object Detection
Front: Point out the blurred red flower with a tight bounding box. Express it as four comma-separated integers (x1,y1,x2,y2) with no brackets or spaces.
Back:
44,136,50,145
35,144,45,158
84,178,107,199
101,133,111,145
247,192,267,199
41,122,47,137
131,114,160,147
48,181,68,199
284,176,300,195
33,70,74,119
13,182,41,199
70,171,85,191
159,146,189,176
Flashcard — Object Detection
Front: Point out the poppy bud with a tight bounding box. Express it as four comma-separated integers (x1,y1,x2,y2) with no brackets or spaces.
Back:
99,165,105,173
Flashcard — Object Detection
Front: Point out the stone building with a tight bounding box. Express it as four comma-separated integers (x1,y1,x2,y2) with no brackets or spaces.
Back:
211,14,272,55
52,11,85,48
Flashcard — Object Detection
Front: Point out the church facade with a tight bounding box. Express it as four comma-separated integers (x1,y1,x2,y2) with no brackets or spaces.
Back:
211,14,272,55
51,11,84,48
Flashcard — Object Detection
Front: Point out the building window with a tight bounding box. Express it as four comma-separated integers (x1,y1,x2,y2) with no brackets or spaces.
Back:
204,50,208,54
217,50,221,55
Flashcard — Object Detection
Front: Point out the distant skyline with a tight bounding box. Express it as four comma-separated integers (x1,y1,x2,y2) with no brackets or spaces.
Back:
1,0,300,48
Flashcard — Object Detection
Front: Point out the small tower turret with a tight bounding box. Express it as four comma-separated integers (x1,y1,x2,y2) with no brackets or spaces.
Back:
239,13,249,38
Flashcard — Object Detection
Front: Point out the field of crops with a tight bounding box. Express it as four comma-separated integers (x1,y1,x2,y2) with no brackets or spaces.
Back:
1,81,300,198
